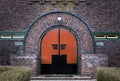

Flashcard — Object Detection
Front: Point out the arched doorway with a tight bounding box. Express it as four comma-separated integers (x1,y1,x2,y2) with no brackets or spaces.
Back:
25,12,95,76
41,26,77,74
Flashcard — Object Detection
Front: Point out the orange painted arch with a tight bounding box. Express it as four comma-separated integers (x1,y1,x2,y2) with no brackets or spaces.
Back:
41,27,77,64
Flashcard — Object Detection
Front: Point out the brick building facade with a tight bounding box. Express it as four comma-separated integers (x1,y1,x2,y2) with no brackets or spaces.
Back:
0,0,120,77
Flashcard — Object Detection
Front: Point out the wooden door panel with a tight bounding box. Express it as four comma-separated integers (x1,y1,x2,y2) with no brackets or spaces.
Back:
41,27,77,64
60,29,77,64
41,27,77,74
41,29,58,64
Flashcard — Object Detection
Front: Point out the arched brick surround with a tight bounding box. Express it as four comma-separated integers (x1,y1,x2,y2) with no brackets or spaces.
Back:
25,12,94,75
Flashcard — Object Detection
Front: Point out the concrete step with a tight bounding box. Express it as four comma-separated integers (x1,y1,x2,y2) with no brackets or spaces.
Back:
30,75,93,81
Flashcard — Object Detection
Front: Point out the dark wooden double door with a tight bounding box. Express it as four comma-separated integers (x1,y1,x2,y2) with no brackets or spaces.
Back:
41,27,77,74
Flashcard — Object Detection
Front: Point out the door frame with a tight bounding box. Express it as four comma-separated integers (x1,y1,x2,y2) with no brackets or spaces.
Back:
39,25,79,74
25,11,95,76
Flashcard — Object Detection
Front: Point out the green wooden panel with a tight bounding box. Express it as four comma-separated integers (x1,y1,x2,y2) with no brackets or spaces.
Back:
93,32,120,39
0,31,26,40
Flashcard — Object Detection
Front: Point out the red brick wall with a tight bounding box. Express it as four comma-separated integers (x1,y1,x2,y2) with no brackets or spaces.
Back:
0,0,120,31
0,0,120,67
0,40,23,65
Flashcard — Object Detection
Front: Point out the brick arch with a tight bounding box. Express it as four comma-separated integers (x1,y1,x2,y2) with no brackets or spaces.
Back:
25,12,95,75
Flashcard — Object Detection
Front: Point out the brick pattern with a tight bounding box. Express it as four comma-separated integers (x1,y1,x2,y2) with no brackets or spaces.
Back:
0,0,120,31
0,0,119,77
81,54,108,78
10,56,39,76
0,40,24,65
30,0,81,5
95,40,120,67
24,12,94,76
25,13,94,55
10,54,108,77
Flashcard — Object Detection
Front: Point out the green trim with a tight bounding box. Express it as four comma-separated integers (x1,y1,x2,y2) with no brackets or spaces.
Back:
13,32,26,35
0,32,26,40
80,0,86,2
0,31,120,40
0,38,24,40
0,32,12,35
93,32,120,39
94,32,120,35
0,32,26,34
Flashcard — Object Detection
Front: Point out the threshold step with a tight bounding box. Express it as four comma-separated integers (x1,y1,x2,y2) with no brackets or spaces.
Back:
31,75,92,80
30,79,97,81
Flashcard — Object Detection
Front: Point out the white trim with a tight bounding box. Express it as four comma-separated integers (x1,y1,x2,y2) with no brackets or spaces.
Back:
1,35,12,38
94,35,106,38
13,35,24,38
107,35,118,39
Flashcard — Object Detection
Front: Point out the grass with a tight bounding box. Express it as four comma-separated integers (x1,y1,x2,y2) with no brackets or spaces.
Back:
97,67,120,81
0,66,31,81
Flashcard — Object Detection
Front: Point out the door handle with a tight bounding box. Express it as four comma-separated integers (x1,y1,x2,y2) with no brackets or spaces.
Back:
52,44,58,50
61,44,67,50
52,44,67,50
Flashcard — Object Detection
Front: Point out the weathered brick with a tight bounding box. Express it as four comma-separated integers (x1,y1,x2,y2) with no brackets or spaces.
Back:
0,0,120,77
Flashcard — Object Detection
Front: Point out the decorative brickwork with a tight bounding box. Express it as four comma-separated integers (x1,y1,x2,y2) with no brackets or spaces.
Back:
0,0,120,77
81,54,108,78
10,56,38,76
25,12,94,54
23,12,94,76
10,54,108,77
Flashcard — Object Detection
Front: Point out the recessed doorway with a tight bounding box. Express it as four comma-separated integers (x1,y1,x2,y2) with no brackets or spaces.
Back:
41,26,78,74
